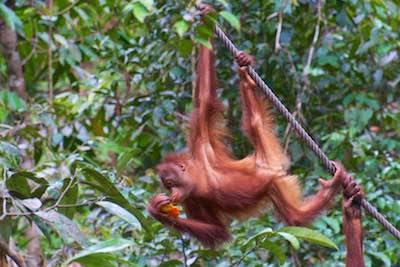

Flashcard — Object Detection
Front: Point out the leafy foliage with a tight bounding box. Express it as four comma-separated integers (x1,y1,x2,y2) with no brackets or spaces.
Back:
0,0,399,266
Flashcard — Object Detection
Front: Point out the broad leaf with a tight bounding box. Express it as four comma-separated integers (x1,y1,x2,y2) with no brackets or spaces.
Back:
220,11,240,31
260,240,286,265
96,201,141,229
0,3,23,33
6,172,49,199
132,2,149,23
58,178,79,219
20,198,42,210
242,227,274,250
280,226,337,249
35,210,85,246
174,20,189,37
65,239,133,266
277,232,300,250
6,172,31,198
81,168,150,233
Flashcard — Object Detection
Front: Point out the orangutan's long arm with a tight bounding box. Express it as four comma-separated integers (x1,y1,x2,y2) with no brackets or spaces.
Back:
268,164,349,225
237,60,289,170
188,44,231,159
148,194,230,248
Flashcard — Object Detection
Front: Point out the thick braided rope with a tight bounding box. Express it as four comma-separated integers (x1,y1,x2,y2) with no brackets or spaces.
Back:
215,26,400,241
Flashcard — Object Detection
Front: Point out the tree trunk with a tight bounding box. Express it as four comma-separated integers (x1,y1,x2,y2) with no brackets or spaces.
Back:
24,224,44,267
0,5,32,265
0,18,27,100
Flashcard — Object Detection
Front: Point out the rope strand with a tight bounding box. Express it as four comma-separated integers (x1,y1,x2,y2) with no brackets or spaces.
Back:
214,25,400,241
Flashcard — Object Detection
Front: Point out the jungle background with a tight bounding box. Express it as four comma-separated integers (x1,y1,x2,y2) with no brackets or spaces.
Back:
0,0,399,266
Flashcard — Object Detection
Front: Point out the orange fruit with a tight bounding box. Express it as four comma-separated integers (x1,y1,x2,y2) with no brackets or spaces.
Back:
160,203,181,218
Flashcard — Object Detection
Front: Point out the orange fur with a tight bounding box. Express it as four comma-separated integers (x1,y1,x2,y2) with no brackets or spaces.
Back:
148,44,344,248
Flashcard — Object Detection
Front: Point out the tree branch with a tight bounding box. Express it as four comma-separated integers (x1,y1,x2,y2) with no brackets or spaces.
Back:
303,0,322,77
0,239,26,267
21,36,38,66
274,12,283,53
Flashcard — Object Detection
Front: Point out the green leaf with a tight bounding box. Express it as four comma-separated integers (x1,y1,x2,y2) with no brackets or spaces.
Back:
277,231,300,250
0,217,12,242
196,24,213,39
370,0,386,7
0,142,20,157
35,210,86,246
122,3,134,14
6,172,33,198
54,33,69,47
369,251,391,266
80,168,150,234
7,172,49,199
0,4,13,29
260,240,285,265
322,216,341,234
65,239,133,267
174,20,189,37
20,198,42,210
194,36,212,49
0,91,26,112
194,23,214,49
58,178,79,219
345,108,374,131
318,55,339,67
175,38,193,57
96,201,141,229
66,255,115,267
4,92,26,112
243,227,274,248
132,2,149,23
280,226,338,249
91,107,105,136
220,11,240,31
0,3,23,33
0,103,8,122
139,0,154,11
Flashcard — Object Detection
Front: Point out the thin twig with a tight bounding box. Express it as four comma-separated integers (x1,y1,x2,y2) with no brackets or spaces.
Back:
274,0,289,53
267,12,278,20
180,235,187,267
234,246,257,267
57,197,103,208
47,27,53,109
303,0,322,76
21,36,38,66
290,247,301,267
282,49,302,153
44,178,75,211
2,211,34,217
283,1,322,153
274,12,283,53
123,70,132,103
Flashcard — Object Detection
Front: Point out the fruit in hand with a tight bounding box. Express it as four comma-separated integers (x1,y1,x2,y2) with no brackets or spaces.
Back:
160,203,181,218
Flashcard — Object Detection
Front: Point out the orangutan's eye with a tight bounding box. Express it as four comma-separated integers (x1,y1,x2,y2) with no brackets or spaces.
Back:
165,179,175,189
